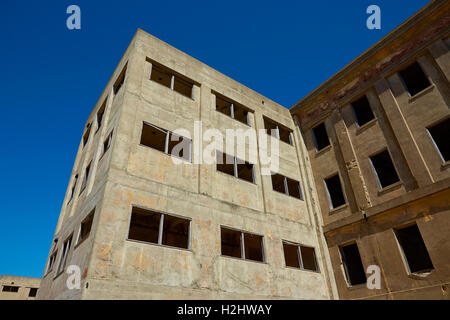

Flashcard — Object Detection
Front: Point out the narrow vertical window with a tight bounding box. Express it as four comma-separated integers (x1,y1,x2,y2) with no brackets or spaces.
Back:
398,61,431,96
339,243,366,286
68,174,78,202
324,174,346,209
77,209,95,245
57,235,73,275
351,95,375,127
312,122,330,151
369,149,400,189
427,118,450,163
113,64,127,95
80,162,91,193
96,99,107,132
101,130,114,158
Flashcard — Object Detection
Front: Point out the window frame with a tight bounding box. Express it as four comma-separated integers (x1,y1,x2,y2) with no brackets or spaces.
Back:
149,61,195,99
220,226,266,263
214,93,252,126
55,234,73,277
263,117,293,146
76,209,95,247
282,240,320,272
216,150,255,184
271,173,303,200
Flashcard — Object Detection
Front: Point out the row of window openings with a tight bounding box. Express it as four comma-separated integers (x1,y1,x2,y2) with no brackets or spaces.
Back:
128,206,319,271
1,286,38,297
69,130,114,203
340,223,434,286
45,210,94,277
311,61,434,152
141,123,303,199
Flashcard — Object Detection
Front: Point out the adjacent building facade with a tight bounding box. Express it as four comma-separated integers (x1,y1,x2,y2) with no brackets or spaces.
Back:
0,275,40,300
37,0,449,300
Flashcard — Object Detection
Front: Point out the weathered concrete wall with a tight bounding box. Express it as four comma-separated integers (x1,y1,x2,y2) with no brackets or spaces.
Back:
0,275,41,300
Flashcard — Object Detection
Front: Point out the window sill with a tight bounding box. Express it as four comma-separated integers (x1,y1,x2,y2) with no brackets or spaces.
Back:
138,144,192,164
329,203,348,215
408,84,435,103
346,283,367,290
355,118,377,135
265,132,293,147
407,269,434,280
284,266,320,274
272,189,304,202
216,170,257,185
149,80,195,101
315,144,332,157
441,160,450,170
125,238,192,253
377,181,402,196
216,110,252,127
220,254,267,265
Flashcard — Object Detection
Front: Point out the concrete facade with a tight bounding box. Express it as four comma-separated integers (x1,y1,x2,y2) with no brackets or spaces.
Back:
0,275,40,300
291,0,450,299
37,0,449,300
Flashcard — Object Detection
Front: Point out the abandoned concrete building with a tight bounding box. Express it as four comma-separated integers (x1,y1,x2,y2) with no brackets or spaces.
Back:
0,275,40,300
37,0,449,299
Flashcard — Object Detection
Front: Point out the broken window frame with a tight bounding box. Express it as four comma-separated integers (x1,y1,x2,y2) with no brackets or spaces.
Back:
324,173,346,209
282,241,320,272
140,122,192,162
214,93,252,126
270,173,303,200
398,61,432,97
216,151,255,184
350,95,375,127
394,223,434,274
263,117,293,145
312,122,330,152
149,62,195,99
127,206,192,250
56,234,73,276
369,149,400,190
220,226,265,263
426,118,450,164
339,242,367,287
45,250,58,276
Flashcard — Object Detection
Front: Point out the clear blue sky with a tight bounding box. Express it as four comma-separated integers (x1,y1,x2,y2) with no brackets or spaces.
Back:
1,0,429,278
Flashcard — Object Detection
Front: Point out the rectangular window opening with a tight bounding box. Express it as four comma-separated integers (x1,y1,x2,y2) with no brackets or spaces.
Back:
2,285,20,293
312,123,330,151
221,227,264,262
113,64,127,95
427,118,450,162
161,214,190,249
398,61,431,96
351,95,375,127
300,246,318,272
150,63,194,98
283,242,300,268
101,130,114,158
220,228,242,259
272,174,303,200
395,224,434,274
215,94,251,126
28,288,38,297
339,243,366,286
167,132,192,162
236,160,254,183
244,233,264,262
96,99,107,131
324,174,346,209
46,250,58,275
173,77,193,98
80,162,91,193
82,126,91,147
69,174,78,202
150,64,172,88
286,177,303,200
370,150,400,189
263,117,292,145
57,235,73,275
78,209,94,244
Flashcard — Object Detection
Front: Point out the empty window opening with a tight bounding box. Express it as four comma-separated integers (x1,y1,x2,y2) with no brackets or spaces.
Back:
216,151,254,183
2,286,19,293
128,207,190,250
398,61,431,96
28,288,38,297
96,100,107,132
427,118,450,162
283,242,319,272
113,64,127,95
370,150,400,189
150,63,194,98
101,130,114,158
68,174,78,202
57,235,73,275
351,95,375,126
82,126,91,148
339,243,366,286
80,162,91,193
46,250,58,275
140,123,191,162
312,123,330,151
324,174,346,209
220,227,264,262
395,224,434,274
215,94,251,126
263,117,292,145
271,173,303,200
78,210,94,244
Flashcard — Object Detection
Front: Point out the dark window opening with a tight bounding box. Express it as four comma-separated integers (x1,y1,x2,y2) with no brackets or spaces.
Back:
283,242,319,272
351,95,375,127
215,94,251,126
312,123,330,151
46,250,57,274
300,246,318,272
395,224,434,274
2,286,19,293
324,174,346,209
370,150,400,188
244,233,264,262
398,61,431,96
263,117,292,145
82,126,91,147
220,227,264,262
28,288,38,297
80,162,91,193
57,235,73,274
271,173,303,200
101,130,114,158
78,210,94,244
339,243,366,286
69,174,78,202
96,100,107,132
428,118,450,162
113,65,127,95
283,243,300,268
128,207,190,250
140,123,191,161
216,151,254,183
150,63,194,98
